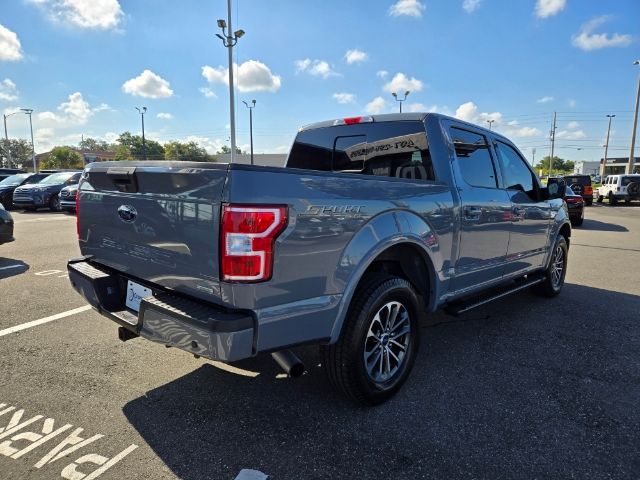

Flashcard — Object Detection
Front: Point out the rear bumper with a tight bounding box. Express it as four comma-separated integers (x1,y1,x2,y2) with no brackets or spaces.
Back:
67,259,255,362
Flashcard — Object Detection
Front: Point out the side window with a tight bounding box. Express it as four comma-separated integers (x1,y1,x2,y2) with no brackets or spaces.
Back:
287,128,333,171
333,136,367,172
495,141,536,198
450,127,497,188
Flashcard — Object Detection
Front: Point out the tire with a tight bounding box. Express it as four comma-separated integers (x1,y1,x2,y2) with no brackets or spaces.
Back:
608,192,617,206
585,199,593,206
321,274,421,406
49,194,61,212
532,236,568,297
596,195,603,203
571,215,583,227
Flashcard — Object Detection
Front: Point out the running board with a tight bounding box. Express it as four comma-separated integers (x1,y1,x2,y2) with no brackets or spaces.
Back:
445,275,545,316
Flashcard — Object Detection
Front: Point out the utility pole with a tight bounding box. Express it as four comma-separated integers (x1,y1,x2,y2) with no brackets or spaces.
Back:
627,60,640,174
243,100,256,165
216,1,245,163
135,107,147,160
532,148,536,166
549,111,557,176
601,114,615,177
391,91,410,113
21,109,36,172
486,119,495,130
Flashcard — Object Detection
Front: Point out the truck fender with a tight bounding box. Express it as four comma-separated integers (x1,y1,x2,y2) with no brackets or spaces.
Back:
328,209,442,343
544,201,571,269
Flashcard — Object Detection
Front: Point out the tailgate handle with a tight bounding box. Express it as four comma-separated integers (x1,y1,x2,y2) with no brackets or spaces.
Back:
106,166,138,193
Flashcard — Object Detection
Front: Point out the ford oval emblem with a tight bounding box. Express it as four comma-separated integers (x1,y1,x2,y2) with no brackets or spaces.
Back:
118,204,137,223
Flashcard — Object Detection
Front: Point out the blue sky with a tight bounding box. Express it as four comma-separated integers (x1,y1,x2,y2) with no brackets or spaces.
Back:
1,0,639,164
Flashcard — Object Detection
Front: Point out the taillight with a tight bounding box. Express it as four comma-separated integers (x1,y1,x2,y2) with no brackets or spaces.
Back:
221,204,288,282
333,115,373,126
75,191,80,237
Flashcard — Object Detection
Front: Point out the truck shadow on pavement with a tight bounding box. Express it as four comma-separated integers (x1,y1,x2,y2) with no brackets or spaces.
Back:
0,258,29,279
122,284,640,480
580,218,628,232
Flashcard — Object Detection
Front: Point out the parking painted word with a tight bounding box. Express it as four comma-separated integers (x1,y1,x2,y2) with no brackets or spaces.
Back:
0,402,138,479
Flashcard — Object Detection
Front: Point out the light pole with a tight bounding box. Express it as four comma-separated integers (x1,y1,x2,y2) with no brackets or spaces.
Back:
486,119,495,130
216,1,245,163
391,91,410,113
532,148,536,166
627,60,640,174
242,99,256,165
135,107,147,160
2,111,21,168
601,114,615,177
20,109,36,172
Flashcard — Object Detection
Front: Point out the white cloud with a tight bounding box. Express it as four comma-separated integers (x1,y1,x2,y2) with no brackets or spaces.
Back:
556,129,587,140
534,0,566,19
507,126,542,138
365,96,388,115
157,112,172,120
376,70,389,78
389,0,425,18
295,58,339,79
0,24,23,61
571,16,632,51
568,99,576,108
199,87,217,98
36,92,108,126
567,121,580,129
0,78,18,101
537,96,554,103
333,93,356,104
122,70,173,98
27,0,124,30
383,73,424,94
455,101,502,126
462,0,482,13
202,60,282,92
183,135,225,154
344,49,368,65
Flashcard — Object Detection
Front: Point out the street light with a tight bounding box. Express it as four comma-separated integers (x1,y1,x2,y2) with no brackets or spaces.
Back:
216,0,245,163
486,119,495,130
242,99,256,165
2,110,23,168
627,60,640,174
135,107,147,160
20,109,36,173
601,114,615,177
391,91,410,113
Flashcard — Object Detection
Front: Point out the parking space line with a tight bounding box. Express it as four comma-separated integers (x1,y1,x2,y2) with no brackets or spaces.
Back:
14,217,74,224
0,306,92,338
0,265,25,272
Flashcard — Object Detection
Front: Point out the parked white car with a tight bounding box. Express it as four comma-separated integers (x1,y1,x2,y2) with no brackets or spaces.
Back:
597,174,640,205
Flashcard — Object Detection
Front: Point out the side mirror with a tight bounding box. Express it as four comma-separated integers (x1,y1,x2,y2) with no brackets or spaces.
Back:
546,177,566,200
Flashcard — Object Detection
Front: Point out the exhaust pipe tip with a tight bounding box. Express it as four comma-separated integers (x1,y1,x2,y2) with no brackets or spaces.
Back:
271,350,305,378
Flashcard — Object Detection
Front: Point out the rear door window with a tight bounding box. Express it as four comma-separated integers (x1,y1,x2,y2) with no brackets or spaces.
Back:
450,127,497,188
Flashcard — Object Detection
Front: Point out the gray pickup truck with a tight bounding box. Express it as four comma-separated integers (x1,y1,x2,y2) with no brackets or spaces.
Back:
68,113,570,405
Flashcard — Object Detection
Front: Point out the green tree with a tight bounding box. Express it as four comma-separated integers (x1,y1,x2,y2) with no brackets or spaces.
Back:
534,156,574,174
114,132,164,160
164,140,214,162
79,137,112,152
0,138,33,169
216,145,244,155
40,146,83,170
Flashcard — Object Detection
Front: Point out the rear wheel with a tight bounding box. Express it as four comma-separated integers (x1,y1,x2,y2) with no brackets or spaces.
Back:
532,236,568,297
585,199,593,206
49,194,61,212
321,274,420,405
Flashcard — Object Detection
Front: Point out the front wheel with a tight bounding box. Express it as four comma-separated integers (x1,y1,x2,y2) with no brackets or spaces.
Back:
608,192,617,205
321,275,421,406
596,195,604,203
532,236,568,297
49,194,61,212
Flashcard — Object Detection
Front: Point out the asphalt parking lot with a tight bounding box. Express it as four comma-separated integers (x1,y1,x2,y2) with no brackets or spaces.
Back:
0,205,639,480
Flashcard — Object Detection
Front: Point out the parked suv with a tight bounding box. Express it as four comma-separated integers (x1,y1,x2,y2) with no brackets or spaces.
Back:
563,174,593,206
0,202,14,245
0,173,52,209
0,168,25,182
59,184,78,212
597,174,640,205
12,171,82,211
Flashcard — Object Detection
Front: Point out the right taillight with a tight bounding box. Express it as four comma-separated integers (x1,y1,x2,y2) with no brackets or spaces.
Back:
221,204,288,282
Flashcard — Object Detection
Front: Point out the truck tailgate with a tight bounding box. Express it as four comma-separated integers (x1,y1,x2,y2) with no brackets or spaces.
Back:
78,162,229,303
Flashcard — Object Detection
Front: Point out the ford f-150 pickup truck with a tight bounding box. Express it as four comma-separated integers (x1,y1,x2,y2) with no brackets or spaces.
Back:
68,113,570,405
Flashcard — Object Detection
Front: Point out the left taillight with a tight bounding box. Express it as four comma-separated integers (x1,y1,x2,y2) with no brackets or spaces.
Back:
75,191,80,238
220,204,288,282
